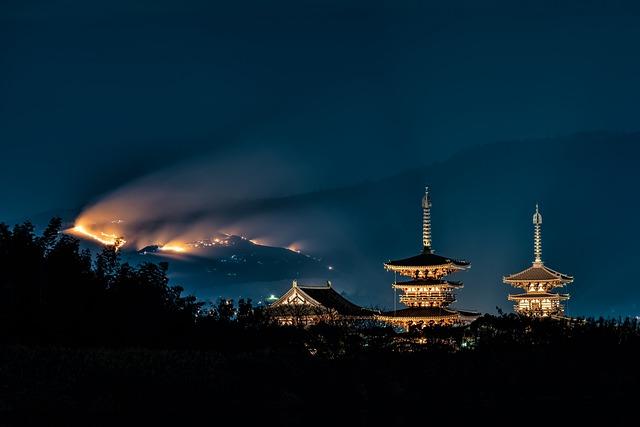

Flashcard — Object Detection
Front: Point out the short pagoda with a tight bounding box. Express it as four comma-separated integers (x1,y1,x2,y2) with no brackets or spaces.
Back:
378,186,480,329
503,204,573,317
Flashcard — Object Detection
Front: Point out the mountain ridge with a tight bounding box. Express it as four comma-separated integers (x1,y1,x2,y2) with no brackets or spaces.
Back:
4,131,639,316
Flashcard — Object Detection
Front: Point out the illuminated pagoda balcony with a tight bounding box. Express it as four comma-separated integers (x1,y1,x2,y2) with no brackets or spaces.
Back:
392,278,463,292
394,279,461,307
508,292,570,316
398,291,456,307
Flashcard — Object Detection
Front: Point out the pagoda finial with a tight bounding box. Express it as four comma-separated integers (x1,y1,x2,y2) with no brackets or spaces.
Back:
422,186,433,253
533,203,543,264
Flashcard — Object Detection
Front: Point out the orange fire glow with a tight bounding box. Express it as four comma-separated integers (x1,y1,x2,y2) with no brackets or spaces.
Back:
68,223,194,254
158,244,187,253
69,225,126,250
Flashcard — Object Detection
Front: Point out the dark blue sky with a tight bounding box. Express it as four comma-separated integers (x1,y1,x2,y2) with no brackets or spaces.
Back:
2,1,640,219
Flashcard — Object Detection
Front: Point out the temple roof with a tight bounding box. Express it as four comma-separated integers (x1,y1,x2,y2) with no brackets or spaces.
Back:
504,263,573,283
508,292,570,300
378,306,460,319
393,279,463,288
270,282,374,317
385,252,470,269
300,286,373,316
457,309,482,317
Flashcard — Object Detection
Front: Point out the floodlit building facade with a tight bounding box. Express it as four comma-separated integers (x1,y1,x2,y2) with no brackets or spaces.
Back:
269,280,375,325
504,205,573,317
378,187,480,329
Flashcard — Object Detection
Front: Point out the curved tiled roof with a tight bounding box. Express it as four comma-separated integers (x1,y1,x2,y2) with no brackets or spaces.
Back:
457,309,482,317
504,263,573,283
269,283,376,317
379,306,460,319
385,252,470,269
299,285,374,316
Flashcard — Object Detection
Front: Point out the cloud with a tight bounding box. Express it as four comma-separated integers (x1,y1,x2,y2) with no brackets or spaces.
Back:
73,143,336,250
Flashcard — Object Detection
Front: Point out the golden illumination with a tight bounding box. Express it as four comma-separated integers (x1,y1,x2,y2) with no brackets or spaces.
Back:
376,186,480,329
68,225,126,250
503,205,574,317
158,244,187,253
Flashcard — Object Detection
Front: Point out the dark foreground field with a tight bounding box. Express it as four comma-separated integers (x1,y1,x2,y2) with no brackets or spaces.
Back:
0,223,638,425
1,342,638,426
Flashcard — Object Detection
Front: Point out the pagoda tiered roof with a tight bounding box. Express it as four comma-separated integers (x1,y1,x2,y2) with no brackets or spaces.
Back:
379,306,460,320
379,186,480,328
385,251,470,270
503,205,574,318
378,306,480,323
504,262,573,284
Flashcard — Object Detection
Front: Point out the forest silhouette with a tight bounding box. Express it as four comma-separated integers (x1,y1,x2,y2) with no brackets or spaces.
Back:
0,218,638,424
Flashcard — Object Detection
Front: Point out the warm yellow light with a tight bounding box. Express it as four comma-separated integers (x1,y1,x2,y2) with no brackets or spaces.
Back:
158,244,187,253
69,225,126,250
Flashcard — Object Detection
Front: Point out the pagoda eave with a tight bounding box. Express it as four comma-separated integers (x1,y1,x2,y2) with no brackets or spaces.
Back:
384,263,467,278
503,263,574,284
393,283,464,290
377,315,458,322
503,278,573,285
376,313,459,324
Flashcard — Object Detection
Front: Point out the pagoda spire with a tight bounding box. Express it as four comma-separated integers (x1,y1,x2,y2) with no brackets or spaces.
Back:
422,186,432,253
533,203,543,264
382,186,478,328
504,203,573,317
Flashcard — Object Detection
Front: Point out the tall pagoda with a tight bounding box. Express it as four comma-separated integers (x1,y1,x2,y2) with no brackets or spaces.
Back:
503,205,573,317
378,186,480,329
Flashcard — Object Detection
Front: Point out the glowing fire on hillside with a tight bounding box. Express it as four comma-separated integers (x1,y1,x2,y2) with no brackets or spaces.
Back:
158,244,187,253
66,216,301,258
68,225,127,250
68,224,192,254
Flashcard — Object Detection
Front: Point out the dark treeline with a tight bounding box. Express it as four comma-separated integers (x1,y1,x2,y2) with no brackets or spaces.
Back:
0,218,200,347
1,219,640,424
3,217,640,353
0,218,311,352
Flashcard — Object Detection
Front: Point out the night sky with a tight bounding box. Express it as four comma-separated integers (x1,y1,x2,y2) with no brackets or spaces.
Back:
2,1,640,316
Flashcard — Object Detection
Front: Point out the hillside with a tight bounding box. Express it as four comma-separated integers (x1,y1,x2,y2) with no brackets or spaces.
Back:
9,132,640,316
